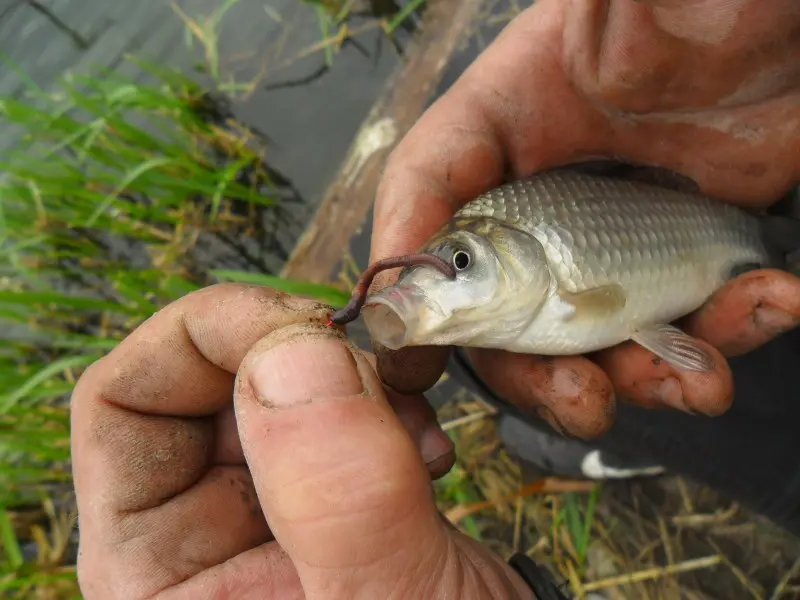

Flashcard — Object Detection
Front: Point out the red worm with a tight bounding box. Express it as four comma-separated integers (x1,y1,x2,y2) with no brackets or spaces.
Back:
326,253,456,326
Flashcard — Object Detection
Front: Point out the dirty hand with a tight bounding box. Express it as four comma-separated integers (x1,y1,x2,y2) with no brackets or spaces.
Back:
370,0,800,438
71,284,535,600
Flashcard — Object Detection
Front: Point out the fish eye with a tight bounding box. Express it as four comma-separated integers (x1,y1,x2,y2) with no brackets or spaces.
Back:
452,249,471,271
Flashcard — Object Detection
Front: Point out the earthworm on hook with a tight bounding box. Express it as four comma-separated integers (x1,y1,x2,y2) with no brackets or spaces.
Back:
326,253,456,327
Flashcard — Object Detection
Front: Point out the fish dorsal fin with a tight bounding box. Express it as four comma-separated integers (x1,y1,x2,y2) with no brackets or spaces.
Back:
556,284,627,321
631,324,715,372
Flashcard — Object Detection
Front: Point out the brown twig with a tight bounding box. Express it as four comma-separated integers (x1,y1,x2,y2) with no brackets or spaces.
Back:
581,555,723,592
327,253,455,326
281,0,490,283
441,408,497,432
445,478,597,524
770,555,800,600
706,538,765,599
671,502,739,527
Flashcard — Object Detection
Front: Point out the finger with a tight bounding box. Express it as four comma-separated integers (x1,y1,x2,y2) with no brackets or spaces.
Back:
369,2,602,393
586,270,799,415
213,348,453,476
233,324,463,599
371,2,596,264
72,284,453,598
384,390,455,479
592,337,734,416
375,343,452,395
72,284,330,598
564,0,800,113
153,546,302,600
209,363,455,479
467,348,617,440
361,352,455,478
562,0,800,206
682,269,800,357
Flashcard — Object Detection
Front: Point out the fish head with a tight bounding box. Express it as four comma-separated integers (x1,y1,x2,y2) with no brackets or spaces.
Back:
363,217,551,350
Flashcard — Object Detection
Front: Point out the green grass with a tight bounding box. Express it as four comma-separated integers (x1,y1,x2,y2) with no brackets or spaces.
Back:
0,49,350,595
0,2,499,596
434,465,485,541
212,269,351,306
558,487,601,577
0,1,434,592
304,0,428,34
300,0,429,66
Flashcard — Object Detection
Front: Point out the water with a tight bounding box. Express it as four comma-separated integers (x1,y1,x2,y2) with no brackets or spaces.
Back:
1,0,411,205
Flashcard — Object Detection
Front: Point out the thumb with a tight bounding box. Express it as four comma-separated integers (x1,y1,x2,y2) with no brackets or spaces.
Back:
234,322,452,599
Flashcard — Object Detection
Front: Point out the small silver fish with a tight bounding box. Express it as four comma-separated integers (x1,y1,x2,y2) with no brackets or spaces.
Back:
362,167,797,372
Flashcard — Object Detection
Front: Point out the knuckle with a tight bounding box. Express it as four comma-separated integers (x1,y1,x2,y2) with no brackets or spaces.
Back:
76,551,129,600
71,356,108,407
190,281,251,295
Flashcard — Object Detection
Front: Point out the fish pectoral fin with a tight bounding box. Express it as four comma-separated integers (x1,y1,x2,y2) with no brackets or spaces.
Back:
630,324,716,372
558,284,627,321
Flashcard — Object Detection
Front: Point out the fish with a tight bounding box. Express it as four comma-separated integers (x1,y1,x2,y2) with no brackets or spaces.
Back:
358,165,800,372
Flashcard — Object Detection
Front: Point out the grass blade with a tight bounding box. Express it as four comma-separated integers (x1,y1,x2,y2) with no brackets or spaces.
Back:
0,291,137,315
386,0,426,32
0,508,24,570
211,269,351,306
1,355,99,414
84,157,177,226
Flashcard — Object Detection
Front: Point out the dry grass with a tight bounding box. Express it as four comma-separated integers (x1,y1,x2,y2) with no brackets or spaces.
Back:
433,389,800,600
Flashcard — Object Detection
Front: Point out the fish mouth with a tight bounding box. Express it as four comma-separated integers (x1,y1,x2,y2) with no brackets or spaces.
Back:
362,283,430,350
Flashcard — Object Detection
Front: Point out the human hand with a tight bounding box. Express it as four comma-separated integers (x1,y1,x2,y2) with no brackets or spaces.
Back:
70,284,535,600
369,0,800,438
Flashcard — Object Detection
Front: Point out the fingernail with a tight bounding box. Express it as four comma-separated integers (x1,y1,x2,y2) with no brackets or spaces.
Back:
647,377,694,414
250,335,364,408
753,305,799,336
419,424,453,466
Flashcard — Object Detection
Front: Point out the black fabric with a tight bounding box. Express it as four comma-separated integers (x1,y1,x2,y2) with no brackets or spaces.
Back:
507,553,571,599
497,413,664,478
601,328,800,535
448,326,800,536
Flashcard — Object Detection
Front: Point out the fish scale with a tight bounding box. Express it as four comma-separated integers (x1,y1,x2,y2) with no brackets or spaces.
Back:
458,170,764,289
